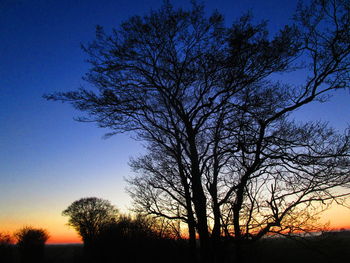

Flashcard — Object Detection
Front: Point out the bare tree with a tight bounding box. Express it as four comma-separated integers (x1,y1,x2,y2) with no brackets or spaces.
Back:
62,197,118,246
46,1,350,262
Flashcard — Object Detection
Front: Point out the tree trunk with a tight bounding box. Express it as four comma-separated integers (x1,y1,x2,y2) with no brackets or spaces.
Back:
192,169,211,262
186,126,211,262
187,217,197,263
211,182,221,241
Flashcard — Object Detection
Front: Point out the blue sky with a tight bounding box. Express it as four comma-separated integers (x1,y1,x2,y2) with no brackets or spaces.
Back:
0,0,349,242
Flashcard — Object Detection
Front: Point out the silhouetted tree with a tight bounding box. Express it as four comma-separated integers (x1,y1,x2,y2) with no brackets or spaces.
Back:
46,1,350,262
14,227,49,263
62,197,118,247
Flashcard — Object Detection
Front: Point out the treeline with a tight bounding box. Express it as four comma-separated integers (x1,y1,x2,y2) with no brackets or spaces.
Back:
62,197,192,263
1,197,350,263
0,197,191,263
0,221,189,263
80,214,190,263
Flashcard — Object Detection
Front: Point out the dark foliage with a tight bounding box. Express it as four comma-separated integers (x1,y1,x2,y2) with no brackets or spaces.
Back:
87,215,189,263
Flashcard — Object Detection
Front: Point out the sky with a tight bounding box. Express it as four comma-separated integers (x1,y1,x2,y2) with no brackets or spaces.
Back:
0,0,349,244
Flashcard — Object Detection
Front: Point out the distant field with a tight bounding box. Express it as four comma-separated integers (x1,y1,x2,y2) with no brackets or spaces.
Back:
44,244,83,263
1,232,350,263
241,232,350,263
1,244,83,263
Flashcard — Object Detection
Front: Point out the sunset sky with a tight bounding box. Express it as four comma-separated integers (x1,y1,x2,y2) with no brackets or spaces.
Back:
1,0,349,244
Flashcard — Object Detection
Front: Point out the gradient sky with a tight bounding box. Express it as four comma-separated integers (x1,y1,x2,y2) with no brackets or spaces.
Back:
1,0,349,244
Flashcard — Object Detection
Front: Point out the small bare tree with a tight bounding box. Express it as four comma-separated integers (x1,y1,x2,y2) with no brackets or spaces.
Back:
62,197,118,246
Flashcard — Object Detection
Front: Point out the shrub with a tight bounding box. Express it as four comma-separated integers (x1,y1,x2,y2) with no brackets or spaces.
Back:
92,215,183,263
0,233,13,263
14,226,49,263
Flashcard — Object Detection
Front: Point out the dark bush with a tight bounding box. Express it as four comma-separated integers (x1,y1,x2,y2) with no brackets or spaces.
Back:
88,215,188,263
14,226,49,263
0,233,13,263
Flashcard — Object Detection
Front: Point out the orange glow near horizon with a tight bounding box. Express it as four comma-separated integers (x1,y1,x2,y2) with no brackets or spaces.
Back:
46,234,82,244
0,210,82,244
320,203,350,230
0,222,82,244
1,203,349,244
